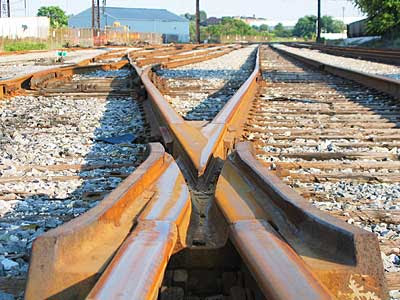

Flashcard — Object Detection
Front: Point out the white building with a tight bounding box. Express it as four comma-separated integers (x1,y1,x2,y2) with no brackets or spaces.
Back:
0,17,49,39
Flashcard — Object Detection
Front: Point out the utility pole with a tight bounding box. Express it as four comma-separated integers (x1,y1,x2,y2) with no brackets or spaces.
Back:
317,0,322,42
92,0,100,31
6,0,9,17
195,0,200,44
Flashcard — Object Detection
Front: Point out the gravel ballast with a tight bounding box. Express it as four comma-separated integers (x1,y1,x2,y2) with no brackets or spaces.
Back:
157,45,257,121
0,48,113,80
274,44,400,81
247,46,400,299
0,68,146,298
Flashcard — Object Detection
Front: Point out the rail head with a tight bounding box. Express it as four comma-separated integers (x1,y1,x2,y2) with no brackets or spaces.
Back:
215,142,387,299
86,221,178,300
230,219,333,300
85,147,191,300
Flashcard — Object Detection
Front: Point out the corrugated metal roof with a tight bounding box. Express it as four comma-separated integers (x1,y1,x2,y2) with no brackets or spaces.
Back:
97,7,188,22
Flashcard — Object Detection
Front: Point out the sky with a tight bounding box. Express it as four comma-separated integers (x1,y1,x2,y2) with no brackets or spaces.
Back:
11,0,364,22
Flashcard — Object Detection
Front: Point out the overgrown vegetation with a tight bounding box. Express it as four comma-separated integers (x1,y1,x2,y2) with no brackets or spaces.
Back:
3,41,48,52
182,11,208,23
205,18,260,36
351,0,400,36
293,15,345,39
37,6,68,28
189,17,265,42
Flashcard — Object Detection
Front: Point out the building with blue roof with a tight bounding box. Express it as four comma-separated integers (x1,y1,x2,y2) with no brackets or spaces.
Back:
68,7,190,42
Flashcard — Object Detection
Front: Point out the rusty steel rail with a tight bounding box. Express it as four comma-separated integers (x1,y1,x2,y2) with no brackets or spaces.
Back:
161,45,239,69
129,44,217,60
140,46,260,178
21,43,389,299
132,45,236,69
29,59,130,91
0,48,129,99
215,142,387,299
272,44,400,99
25,143,191,300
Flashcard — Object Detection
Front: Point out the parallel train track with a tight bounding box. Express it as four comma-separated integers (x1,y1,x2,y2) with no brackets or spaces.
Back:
0,43,397,299
287,43,400,66
245,46,400,294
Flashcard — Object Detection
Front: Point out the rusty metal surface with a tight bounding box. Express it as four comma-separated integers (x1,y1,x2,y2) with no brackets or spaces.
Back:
230,220,332,300
87,221,177,300
215,142,387,299
161,46,239,69
273,44,400,99
140,47,260,177
30,60,130,90
0,49,128,99
25,143,181,300
21,42,393,300
130,44,228,68
87,154,191,300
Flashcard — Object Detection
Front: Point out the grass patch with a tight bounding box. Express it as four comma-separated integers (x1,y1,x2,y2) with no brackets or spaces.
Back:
3,41,48,52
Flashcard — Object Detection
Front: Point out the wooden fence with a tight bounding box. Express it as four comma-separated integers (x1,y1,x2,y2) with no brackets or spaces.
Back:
0,28,163,50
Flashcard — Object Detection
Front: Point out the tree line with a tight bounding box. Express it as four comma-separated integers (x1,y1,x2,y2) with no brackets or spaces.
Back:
183,11,345,41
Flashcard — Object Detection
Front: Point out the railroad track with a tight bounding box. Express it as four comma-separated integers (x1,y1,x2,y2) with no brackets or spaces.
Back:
287,42,400,66
0,44,236,99
0,43,395,299
0,52,151,298
245,45,400,296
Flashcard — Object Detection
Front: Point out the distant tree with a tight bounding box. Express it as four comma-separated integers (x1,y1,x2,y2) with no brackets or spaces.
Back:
205,18,259,36
273,23,292,37
351,0,400,34
259,24,270,32
293,15,317,38
321,16,345,33
183,13,195,21
274,23,284,33
37,6,68,28
199,10,207,23
189,21,196,40
183,10,207,22
332,19,346,33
